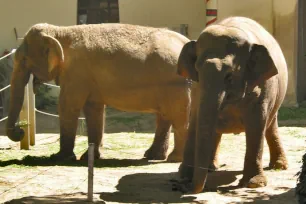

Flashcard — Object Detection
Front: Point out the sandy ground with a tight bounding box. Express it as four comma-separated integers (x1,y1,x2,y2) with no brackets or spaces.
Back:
0,124,304,204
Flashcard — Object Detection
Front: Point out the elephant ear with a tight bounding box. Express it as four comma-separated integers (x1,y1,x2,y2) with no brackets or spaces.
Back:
177,40,198,81
245,44,278,91
41,33,64,73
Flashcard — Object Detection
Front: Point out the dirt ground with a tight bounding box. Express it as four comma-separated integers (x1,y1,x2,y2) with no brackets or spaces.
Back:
0,109,305,204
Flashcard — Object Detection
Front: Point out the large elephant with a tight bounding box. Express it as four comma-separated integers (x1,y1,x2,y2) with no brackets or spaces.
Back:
296,153,306,204
6,23,191,162
176,16,288,193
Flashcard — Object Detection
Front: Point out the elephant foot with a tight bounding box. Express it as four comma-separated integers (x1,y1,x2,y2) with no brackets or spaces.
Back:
49,151,76,162
171,178,193,194
167,151,183,162
239,173,267,188
209,161,220,172
144,147,167,161
179,163,193,180
80,149,101,160
269,157,288,170
208,161,226,172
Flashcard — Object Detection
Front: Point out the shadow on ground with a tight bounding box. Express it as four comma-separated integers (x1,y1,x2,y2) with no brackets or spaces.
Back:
224,188,298,203
4,192,106,204
0,156,157,168
3,171,299,204
99,170,241,203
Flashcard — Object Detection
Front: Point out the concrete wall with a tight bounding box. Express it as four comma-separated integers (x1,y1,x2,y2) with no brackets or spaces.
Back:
0,0,77,53
118,0,206,40
218,0,274,33
273,0,298,106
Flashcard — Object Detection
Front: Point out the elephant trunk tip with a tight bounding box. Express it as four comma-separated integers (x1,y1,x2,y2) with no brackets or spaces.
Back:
6,126,25,142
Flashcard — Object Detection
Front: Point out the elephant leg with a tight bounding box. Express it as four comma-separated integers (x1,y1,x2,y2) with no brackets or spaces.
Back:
239,106,267,188
209,133,222,172
178,113,196,180
80,102,105,160
50,103,81,161
265,116,288,170
49,84,88,162
144,113,171,160
167,106,189,162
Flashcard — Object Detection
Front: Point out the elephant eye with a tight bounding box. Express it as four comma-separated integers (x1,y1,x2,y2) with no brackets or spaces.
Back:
224,73,233,85
21,57,27,67
226,93,232,100
45,48,49,55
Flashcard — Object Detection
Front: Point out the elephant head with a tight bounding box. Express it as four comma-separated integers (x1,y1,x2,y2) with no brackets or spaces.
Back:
6,25,64,142
178,34,278,193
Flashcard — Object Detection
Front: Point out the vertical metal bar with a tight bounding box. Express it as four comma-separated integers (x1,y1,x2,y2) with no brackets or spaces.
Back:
20,84,30,150
28,74,36,146
88,143,95,202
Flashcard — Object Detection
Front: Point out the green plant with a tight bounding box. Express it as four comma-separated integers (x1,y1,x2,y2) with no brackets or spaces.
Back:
35,86,57,110
16,120,30,128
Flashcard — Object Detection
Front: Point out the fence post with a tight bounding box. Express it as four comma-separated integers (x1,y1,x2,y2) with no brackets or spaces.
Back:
20,84,30,150
88,143,95,202
28,75,36,146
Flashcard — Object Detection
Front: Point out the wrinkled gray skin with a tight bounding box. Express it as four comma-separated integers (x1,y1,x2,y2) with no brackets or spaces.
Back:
177,17,288,193
6,23,191,162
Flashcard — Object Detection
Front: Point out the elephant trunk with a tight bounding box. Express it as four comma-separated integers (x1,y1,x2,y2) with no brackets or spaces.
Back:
192,80,222,193
6,67,30,142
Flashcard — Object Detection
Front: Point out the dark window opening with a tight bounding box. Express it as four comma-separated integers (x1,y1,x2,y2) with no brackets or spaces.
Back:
77,0,119,25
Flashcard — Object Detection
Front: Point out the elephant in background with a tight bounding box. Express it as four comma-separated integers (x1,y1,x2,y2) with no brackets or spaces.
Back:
176,16,288,193
6,23,191,162
296,153,306,204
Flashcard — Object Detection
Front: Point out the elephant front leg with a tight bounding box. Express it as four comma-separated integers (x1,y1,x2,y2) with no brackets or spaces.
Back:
239,106,267,188
178,109,197,180
144,114,171,160
49,105,80,161
50,84,88,162
80,102,105,160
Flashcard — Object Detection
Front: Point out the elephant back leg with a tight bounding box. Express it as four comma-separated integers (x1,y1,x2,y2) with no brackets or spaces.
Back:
167,85,192,162
179,107,197,179
80,101,105,160
144,113,171,160
209,133,222,172
167,100,190,162
265,116,288,170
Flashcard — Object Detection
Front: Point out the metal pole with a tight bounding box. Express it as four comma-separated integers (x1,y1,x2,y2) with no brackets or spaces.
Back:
206,0,218,27
20,84,30,150
28,74,36,146
88,143,95,202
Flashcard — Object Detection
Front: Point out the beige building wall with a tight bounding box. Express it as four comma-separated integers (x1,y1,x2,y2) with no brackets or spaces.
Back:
0,0,77,53
118,0,207,40
218,0,274,33
272,0,298,106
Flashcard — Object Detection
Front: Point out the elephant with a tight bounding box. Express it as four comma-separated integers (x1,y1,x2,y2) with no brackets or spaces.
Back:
6,23,191,162
296,153,306,204
176,16,288,193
